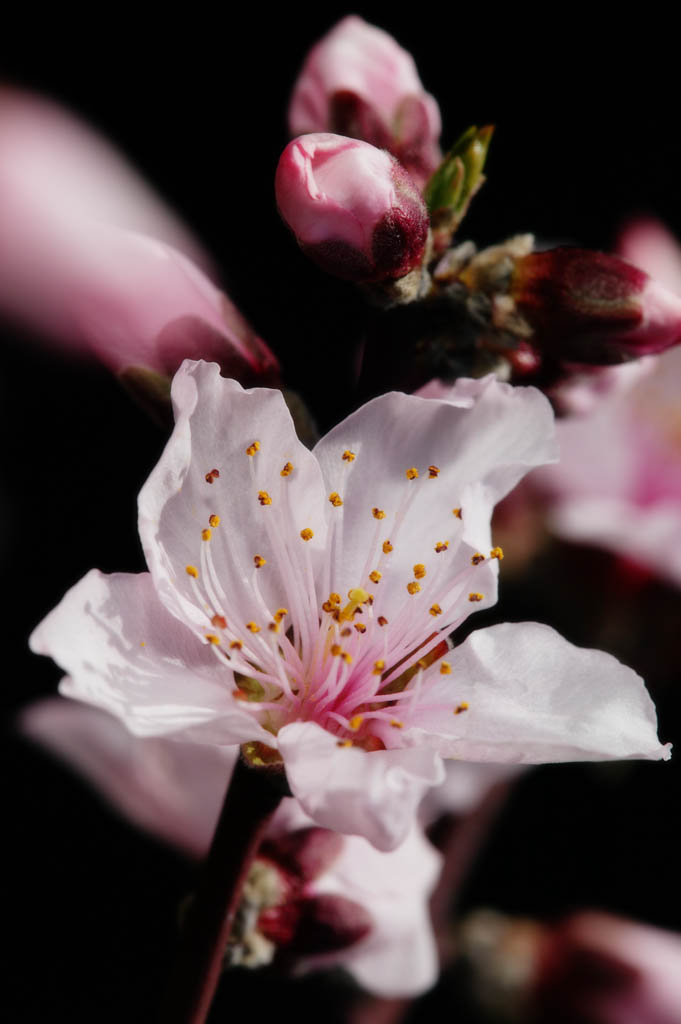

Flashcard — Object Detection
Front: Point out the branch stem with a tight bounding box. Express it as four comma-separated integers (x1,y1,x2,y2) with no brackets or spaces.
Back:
159,757,283,1024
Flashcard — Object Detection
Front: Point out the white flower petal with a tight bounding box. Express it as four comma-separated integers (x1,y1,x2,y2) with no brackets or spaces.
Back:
138,360,328,636
29,569,266,745
278,720,445,851
405,621,671,762
313,380,556,622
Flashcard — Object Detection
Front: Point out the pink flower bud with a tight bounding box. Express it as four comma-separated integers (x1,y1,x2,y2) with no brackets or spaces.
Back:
275,133,429,283
512,247,681,362
288,16,441,188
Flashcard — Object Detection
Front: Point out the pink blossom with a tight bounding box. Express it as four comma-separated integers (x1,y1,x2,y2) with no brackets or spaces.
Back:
530,222,681,585
275,133,428,283
21,698,441,996
0,88,278,380
288,16,441,189
30,362,670,851
532,912,681,1024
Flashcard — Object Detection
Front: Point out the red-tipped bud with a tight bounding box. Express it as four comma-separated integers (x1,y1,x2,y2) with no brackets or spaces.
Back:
288,16,441,188
275,133,429,283
512,248,681,363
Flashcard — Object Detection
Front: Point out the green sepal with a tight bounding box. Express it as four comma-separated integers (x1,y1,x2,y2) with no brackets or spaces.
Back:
425,125,494,234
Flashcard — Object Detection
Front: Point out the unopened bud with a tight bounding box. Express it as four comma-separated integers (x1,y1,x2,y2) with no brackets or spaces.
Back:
512,248,681,362
276,133,429,284
288,16,441,188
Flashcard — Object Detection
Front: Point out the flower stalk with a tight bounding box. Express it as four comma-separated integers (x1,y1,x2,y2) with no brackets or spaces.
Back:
159,756,284,1024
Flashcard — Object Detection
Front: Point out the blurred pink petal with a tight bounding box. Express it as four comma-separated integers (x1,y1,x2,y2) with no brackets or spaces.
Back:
288,16,441,189
0,88,278,380
534,344,681,587
0,88,211,270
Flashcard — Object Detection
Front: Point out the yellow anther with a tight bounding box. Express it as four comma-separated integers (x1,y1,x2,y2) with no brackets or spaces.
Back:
268,621,280,633
322,600,336,614
490,546,504,560
341,652,353,664
230,640,243,650
413,563,426,579
435,541,449,553
280,461,293,476
349,715,363,731
201,528,212,541
377,616,388,627
140,642,145,647
340,587,370,621
454,701,469,714
274,608,288,622
382,540,393,554
204,634,220,645
246,621,260,633
246,441,261,457
373,660,386,675
428,465,440,478
328,492,343,507
300,527,314,541
211,614,227,629
185,565,199,579
329,593,341,605
429,604,442,616
341,627,352,638
440,661,452,675
406,467,419,480
337,739,353,748
390,719,404,729
372,507,386,520
407,581,421,595
253,554,266,568
209,514,221,528
468,592,484,602
453,507,462,519
342,450,356,462
369,570,382,584
330,644,342,657
205,468,220,484
257,491,272,506
354,622,366,634
471,553,485,565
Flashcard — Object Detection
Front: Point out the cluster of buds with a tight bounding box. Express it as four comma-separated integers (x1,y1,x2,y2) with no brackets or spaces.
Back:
274,19,681,383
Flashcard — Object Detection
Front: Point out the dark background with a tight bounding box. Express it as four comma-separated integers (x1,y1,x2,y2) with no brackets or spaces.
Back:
2,7,680,1021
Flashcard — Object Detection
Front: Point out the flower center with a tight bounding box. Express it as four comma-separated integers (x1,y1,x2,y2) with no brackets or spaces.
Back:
181,441,501,748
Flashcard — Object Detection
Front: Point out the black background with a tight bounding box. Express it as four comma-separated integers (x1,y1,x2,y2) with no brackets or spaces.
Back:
2,7,680,1021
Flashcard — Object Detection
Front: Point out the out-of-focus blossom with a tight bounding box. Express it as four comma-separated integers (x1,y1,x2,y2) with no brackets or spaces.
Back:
275,133,428,283
21,698,441,996
288,16,442,189
511,247,681,363
30,361,670,852
458,909,681,1024
532,912,681,1024
530,222,681,586
0,88,278,382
